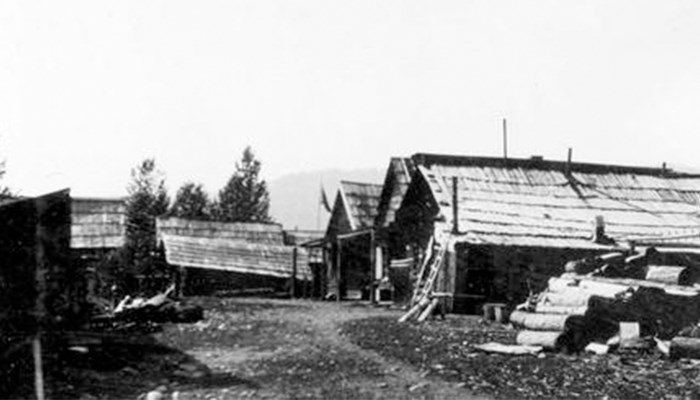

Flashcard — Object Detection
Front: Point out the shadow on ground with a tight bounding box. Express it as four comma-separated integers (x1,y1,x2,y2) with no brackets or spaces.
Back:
6,332,258,400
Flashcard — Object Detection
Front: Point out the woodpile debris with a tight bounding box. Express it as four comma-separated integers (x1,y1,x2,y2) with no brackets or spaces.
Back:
89,285,204,334
509,247,700,358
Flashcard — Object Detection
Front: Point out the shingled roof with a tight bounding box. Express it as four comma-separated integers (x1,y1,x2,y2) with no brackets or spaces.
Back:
410,153,700,249
156,217,284,245
375,157,416,228
157,217,310,280
339,181,383,231
160,234,311,280
71,197,126,249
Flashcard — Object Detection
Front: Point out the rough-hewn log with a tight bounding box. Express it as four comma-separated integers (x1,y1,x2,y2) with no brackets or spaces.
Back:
548,277,630,298
584,288,700,340
568,274,700,296
670,337,700,360
539,291,592,307
564,252,626,275
535,304,588,315
509,311,572,331
645,265,689,285
516,330,563,350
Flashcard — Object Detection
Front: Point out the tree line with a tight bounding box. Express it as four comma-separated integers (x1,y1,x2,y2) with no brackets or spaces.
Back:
119,146,272,295
0,146,272,296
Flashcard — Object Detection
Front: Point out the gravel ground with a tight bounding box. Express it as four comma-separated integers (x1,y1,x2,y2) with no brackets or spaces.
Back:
343,315,700,399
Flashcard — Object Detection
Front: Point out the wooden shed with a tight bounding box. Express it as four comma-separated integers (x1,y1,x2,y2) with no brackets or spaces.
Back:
70,197,126,296
325,181,382,300
393,153,700,313
284,229,325,298
373,157,417,301
70,197,126,250
157,217,310,296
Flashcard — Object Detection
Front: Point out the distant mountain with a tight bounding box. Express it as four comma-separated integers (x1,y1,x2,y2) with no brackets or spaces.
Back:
268,167,384,231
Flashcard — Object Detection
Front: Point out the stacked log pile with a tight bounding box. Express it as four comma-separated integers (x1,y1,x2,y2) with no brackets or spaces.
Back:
510,248,700,353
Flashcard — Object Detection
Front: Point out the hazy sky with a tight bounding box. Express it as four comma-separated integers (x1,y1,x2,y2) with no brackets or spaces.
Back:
2,1,700,197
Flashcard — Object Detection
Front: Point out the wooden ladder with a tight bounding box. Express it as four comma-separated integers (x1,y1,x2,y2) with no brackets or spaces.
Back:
399,235,448,323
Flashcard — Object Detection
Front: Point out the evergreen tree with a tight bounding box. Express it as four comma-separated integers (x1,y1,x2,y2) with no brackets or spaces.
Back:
0,160,13,200
170,182,211,220
216,146,271,223
123,158,170,292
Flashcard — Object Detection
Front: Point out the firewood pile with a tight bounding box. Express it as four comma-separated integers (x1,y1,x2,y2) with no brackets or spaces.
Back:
510,248,700,358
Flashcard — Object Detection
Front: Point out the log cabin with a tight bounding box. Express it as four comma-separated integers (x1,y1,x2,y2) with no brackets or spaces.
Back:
392,153,700,314
70,197,126,296
324,181,382,300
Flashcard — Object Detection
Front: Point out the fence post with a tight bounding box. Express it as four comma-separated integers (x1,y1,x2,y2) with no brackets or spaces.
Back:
290,247,298,298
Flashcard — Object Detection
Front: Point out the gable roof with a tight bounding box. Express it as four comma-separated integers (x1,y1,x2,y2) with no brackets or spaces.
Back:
375,157,416,228
156,217,284,245
339,181,383,231
408,153,700,249
71,197,126,249
160,233,311,280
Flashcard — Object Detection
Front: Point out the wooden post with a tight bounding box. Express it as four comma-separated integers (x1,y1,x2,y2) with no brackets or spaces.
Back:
290,247,298,298
336,239,342,301
444,244,456,313
452,177,459,233
34,197,48,400
33,336,45,400
369,230,376,304
177,266,188,297
375,246,383,303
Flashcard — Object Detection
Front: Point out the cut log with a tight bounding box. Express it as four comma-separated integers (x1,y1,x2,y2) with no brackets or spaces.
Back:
509,311,572,331
540,291,592,307
564,252,626,275
645,265,689,285
670,337,700,360
584,288,700,340
548,277,630,298
572,274,700,296
535,304,588,315
516,330,563,350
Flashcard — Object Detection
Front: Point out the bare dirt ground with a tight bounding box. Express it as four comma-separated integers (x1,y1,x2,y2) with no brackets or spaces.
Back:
16,296,700,399
155,298,480,400
24,297,480,399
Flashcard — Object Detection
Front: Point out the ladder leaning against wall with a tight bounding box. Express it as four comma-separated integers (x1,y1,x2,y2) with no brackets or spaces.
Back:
398,232,450,323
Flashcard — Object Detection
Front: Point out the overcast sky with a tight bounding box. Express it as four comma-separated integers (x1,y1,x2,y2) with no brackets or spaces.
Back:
2,1,700,197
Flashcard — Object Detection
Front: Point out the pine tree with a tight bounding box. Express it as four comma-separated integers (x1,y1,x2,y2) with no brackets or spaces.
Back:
170,182,211,220
0,160,13,200
216,146,272,223
123,158,170,293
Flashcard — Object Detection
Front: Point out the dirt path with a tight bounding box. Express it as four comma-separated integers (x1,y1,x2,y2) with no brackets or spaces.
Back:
169,298,483,399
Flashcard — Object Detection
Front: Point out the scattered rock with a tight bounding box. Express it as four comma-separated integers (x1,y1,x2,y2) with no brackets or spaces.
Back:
145,390,164,400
